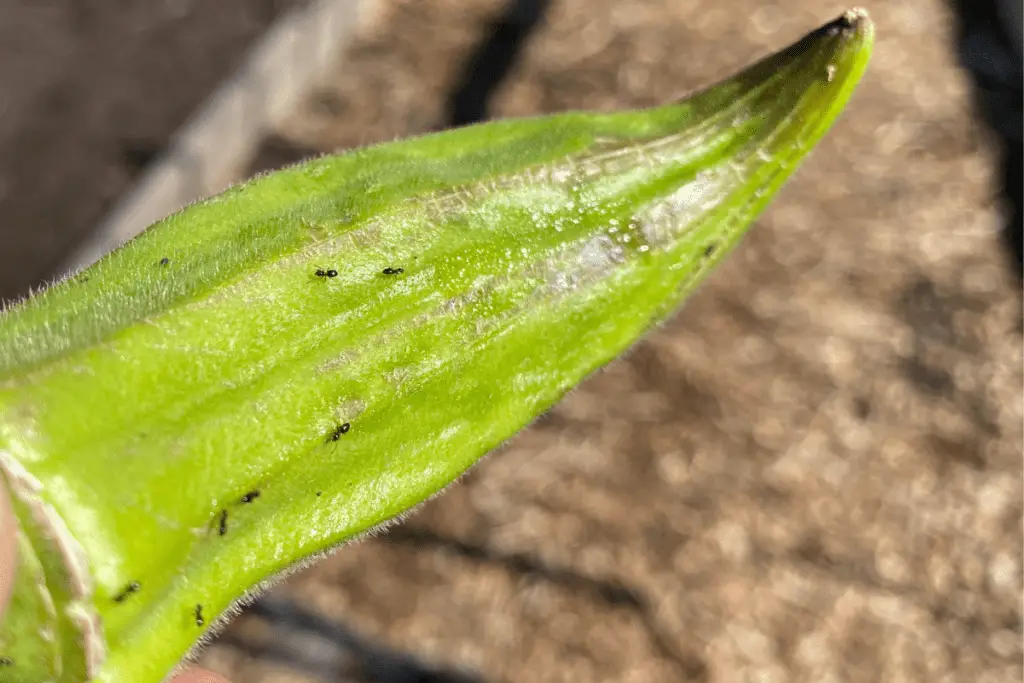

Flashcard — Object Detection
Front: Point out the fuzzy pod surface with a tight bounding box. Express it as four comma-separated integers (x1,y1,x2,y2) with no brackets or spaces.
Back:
0,11,872,683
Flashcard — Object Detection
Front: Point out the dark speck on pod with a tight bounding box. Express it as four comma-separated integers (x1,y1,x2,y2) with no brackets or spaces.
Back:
0,657,13,666
195,604,205,627
327,422,351,442
240,490,261,503
218,509,228,536
382,267,404,275
113,581,142,603
703,243,718,258
316,491,322,497
315,268,338,278
159,257,170,266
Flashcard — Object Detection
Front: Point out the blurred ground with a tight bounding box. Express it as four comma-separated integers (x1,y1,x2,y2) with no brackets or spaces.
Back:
0,0,306,300
199,1,1023,682
2,1,1021,682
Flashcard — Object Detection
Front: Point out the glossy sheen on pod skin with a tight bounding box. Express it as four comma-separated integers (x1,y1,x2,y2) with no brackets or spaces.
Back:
0,12,872,683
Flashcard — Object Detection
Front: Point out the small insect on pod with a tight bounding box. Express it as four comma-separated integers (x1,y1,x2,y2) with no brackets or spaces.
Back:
195,604,205,627
315,268,339,278
382,267,404,275
218,509,229,536
327,422,351,442
240,490,261,503
113,580,142,603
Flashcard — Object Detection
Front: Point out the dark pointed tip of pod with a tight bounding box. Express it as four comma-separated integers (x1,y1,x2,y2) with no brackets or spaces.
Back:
819,7,870,37
839,7,870,30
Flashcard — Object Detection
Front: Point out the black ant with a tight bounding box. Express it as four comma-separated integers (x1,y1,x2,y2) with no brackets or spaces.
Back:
240,490,260,503
703,243,718,258
113,581,142,603
326,422,351,442
195,604,205,627
382,267,404,275
315,268,338,278
218,509,228,536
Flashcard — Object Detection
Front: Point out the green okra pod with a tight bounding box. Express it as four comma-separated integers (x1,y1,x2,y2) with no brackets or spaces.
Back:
0,11,872,683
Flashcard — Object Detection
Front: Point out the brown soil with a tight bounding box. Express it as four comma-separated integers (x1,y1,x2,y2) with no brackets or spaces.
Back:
0,0,305,302
198,1,1024,683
